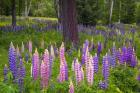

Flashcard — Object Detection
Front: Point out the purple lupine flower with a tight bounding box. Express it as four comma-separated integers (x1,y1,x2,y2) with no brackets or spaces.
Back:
102,55,109,81
122,46,127,63
18,58,25,93
74,59,84,84
81,40,89,64
117,48,124,65
93,53,98,73
69,80,74,93
9,42,17,79
58,42,68,82
28,40,32,53
18,58,26,78
40,61,49,89
130,52,137,68
18,78,24,93
3,64,8,82
127,43,133,62
32,49,39,80
99,81,108,89
111,42,117,67
97,42,102,57
21,42,24,53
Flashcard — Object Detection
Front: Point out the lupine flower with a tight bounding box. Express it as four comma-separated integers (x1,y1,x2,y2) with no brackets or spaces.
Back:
102,55,109,81
32,48,39,80
86,55,94,86
69,80,74,93
21,42,24,53
18,58,26,78
127,43,133,62
40,61,49,89
111,42,116,67
18,58,25,93
93,53,98,73
28,40,32,53
97,42,102,57
74,59,84,84
117,48,124,65
130,51,137,67
122,46,127,63
3,64,8,82
43,49,51,78
81,40,89,64
9,42,17,79
58,42,68,82
99,80,108,89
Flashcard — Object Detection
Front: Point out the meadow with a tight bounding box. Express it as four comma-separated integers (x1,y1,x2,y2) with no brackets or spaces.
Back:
0,18,140,93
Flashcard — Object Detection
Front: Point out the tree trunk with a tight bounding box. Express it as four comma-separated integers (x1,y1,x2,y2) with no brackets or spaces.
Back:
12,0,16,26
59,0,79,46
109,0,114,24
118,0,121,23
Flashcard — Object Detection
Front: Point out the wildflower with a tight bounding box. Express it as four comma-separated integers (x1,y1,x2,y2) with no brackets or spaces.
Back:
32,48,39,80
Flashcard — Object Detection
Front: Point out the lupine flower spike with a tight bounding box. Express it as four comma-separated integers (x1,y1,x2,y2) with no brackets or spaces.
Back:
74,58,84,84
4,64,8,82
9,42,17,79
32,48,39,80
40,61,49,89
58,42,68,82
43,49,51,78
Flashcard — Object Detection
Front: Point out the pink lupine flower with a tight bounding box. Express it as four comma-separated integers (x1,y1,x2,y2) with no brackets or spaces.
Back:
40,61,49,89
32,48,39,80
69,80,74,93
86,55,94,86
74,59,84,84
28,40,32,53
43,49,51,78
58,42,68,82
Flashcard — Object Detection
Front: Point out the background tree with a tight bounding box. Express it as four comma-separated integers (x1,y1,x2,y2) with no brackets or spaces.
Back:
59,0,79,46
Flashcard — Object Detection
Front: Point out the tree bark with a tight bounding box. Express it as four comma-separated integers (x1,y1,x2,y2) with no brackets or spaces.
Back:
59,0,79,46
12,0,16,26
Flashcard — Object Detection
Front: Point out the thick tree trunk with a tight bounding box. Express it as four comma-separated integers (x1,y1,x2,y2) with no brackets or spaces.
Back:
12,0,16,26
59,0,79,46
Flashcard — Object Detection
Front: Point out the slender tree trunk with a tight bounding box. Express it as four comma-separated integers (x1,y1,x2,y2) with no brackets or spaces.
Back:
118,0,121,23
25,0,28,17
109,0,114,24
12,0,16,26
59,0,79,46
